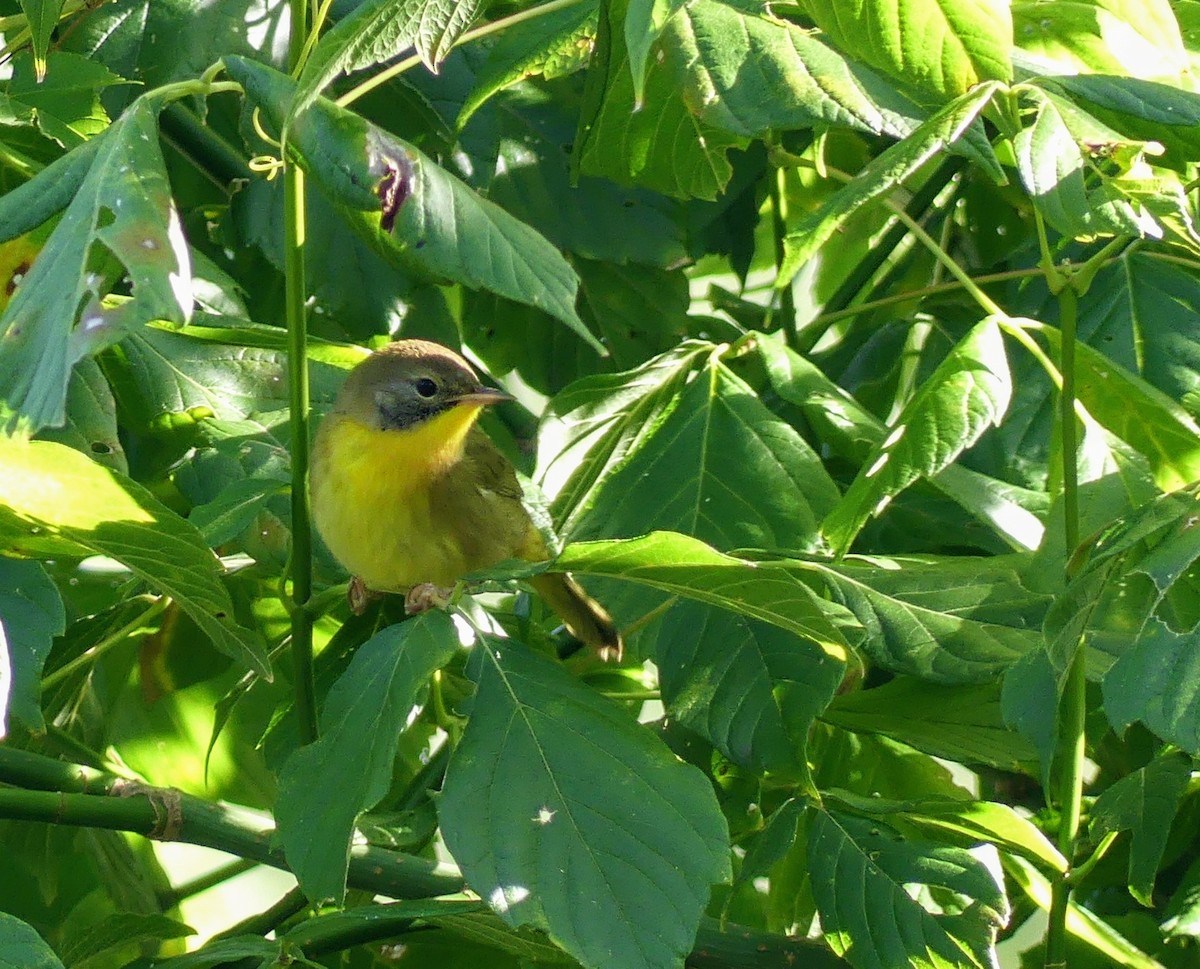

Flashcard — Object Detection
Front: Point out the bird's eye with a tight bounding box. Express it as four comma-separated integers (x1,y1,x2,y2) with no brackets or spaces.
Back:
415,377,438,398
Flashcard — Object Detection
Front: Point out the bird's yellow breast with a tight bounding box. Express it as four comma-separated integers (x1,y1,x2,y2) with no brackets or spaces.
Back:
310,404,484,591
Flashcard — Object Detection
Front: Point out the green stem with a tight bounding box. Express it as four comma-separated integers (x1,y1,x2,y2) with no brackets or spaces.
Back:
1067,830,1118,887
169,858,257,902
809,157,964,348
877,194,1005,319
159,104,253,188
336,0,589,106
286,0,319,747
212,885,310,940
768,166,797,348
41,597,166,692
1045,285,1085,969
1058,286,1080,552
0,749,464,900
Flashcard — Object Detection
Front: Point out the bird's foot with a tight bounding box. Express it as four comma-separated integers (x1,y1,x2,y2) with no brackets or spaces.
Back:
348,576,382,616
405,582,454,614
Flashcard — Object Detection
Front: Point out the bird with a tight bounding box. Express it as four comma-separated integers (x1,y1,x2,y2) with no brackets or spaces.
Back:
310,338,622,657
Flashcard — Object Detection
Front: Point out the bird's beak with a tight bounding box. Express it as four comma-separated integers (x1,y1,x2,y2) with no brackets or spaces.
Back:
454,387,512,407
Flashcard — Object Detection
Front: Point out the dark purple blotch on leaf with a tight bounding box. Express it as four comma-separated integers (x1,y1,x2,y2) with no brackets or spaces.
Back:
375,151,414,233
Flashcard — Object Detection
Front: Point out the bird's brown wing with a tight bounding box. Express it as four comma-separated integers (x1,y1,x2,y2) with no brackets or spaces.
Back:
457,427,622,656
446,426,542,565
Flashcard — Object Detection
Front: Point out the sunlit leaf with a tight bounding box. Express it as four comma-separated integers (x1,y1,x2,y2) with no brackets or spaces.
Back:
574,0,745,199
0,559,63,733
0,97,191,433
667,0,929,139
821,318,1012,554
291,0,485,126
0,437,269,677
779,82,1001,283
458,0,598,127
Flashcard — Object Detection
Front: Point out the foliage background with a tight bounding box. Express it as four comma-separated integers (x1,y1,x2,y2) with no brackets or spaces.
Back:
2,0,1200,967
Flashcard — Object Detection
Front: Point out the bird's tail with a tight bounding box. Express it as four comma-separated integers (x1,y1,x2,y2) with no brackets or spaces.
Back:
530,572,623,661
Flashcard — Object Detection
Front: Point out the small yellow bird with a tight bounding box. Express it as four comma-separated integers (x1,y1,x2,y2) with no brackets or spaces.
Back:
310,339,621,657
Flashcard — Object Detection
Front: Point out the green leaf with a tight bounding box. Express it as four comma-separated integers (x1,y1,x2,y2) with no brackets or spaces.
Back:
283,899,485,947
189,475,288,547
0,559,63,733
276,612,460,903
801,0,1013,102
562,354,840,548
487,97,688,268
1040,73,1200,161
821,318,1012,554
291,0,484,126
36,358,127,473
808,808,1008,969
1003,855,1165,969
59,913,193,969
0,437,270,678
731,797,806,898
7,51,124,147
439,639,731,969
1037,324,1200,491
0,912,65,969
0,137,102,245
149,937,279,969
1090,749,1192,906
537,342,710,524
550,532,857,653
824,678,1039,773
458,0,598,127
1013,0,1188,80
100,324,358,433
1001,646,1061,790
1103,619,1200,754
224,56,598,352
666,0,929,139
812,554,1044,683
779,82,1001,283
577,260,690,370
574,0,745,199
1013,88,1165,241
658,601,844,774
824,789,1066,874
17,0,64,81
625,0,686,103
0,98,192,434
756,337,1047,551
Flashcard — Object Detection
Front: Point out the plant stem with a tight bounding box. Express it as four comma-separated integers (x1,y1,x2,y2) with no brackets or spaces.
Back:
212,885,310,940
169,858,257,902
41,596,166,692
1045,284,1085,969
0,748,464,899
335,0,589,106
286,0,319,746
768,166,798,348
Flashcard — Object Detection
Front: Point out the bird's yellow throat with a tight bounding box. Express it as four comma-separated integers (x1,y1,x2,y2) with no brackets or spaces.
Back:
326,401,486,492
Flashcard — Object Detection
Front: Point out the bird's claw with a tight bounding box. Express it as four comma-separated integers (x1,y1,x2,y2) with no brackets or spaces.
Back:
405,582,453,614
348,576,382,616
